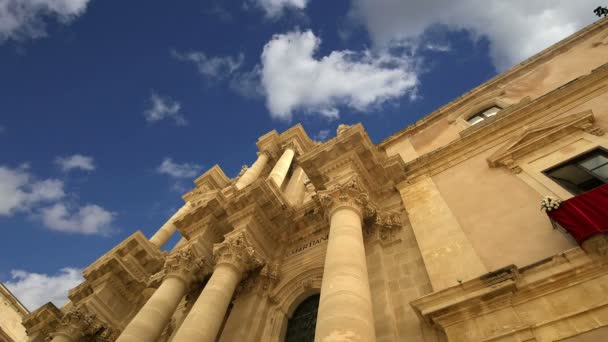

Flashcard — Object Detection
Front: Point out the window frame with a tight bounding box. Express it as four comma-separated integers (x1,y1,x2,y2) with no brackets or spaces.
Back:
542,147,608,195
466,105,503,126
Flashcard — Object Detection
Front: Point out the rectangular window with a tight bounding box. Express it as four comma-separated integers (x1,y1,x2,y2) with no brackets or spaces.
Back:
543,147,608,195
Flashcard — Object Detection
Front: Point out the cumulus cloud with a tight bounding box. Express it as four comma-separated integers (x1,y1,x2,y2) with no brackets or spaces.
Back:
0,0,90,42
157,158,201,179
0,164,115,235
55,154,95,172
348,0,598,70
251,0,308,17
40,203,115,235
144,92,187,126
4,268,83,310
260,30,418,120
0,165,65,216
172,49,244,80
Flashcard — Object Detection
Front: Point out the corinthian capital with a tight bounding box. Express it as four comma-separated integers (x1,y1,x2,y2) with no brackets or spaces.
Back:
281,141,299,154
49,308,97,341
213,232,262,274
163,246,208,288
316,176,374,220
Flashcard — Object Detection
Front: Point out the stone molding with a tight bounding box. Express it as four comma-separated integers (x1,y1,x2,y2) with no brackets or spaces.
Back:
487,110,604,173
398,64,608,184
162,246,209,289
316,176,375,221
410,247,608,341
213,232,263,274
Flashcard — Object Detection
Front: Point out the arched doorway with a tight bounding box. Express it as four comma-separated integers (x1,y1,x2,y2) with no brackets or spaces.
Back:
284,294,320,342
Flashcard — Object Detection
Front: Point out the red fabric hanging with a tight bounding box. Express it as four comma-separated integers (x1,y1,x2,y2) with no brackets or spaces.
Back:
547,184,608,244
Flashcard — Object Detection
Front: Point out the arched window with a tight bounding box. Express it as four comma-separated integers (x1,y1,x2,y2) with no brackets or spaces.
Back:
284,294,320,342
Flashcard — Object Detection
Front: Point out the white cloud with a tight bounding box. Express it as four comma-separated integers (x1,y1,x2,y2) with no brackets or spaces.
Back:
4,268,83,310
0,164,115,235
144,92,187,126
0,165,65,216
260,30,418,120
251,0,308,17
0,0,90,42
314,129,331,141
157,158,201,179
55,154,95,172
172,50,244,79
348,0,598,71
40,203,115,235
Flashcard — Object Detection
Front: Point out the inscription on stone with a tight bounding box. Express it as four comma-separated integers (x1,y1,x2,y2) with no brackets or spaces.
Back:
287,233,329,257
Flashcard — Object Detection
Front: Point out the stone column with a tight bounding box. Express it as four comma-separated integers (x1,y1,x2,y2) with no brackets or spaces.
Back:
149,203,191,249
116,247,206,342
48,309,98,342
284,165,307,206
172,232,261,342
267,143,296,188
235,151,270,190
315,177,376,342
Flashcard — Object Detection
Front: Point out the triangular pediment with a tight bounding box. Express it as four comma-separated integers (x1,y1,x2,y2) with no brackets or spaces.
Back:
487,110,602,168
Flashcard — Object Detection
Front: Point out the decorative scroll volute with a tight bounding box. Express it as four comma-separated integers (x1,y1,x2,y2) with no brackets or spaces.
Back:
163,246,208,289
213,232,263,274
316,176,375,220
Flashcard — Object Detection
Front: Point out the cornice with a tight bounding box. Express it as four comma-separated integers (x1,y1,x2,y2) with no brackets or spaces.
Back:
379,17,608,148
191,165,230,191
299,123,406,198
0,282,29,316
398,63,608,185
411,248,608,332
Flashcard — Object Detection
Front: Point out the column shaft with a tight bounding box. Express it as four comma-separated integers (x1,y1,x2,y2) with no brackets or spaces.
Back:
284,166,306,206
315,207,376,342
171,264,241,342
235,153,269,190
150,204,190,248
267,148,295,188
116,277,187,342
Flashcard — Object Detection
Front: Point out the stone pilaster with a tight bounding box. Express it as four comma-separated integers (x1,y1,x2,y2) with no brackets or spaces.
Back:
315,177,377,342
235,151,270,190
171,232,262,342
116,247,207,342
149,203,192,249
268,142,296,188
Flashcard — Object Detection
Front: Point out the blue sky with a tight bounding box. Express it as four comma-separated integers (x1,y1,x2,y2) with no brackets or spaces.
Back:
0,0,600,309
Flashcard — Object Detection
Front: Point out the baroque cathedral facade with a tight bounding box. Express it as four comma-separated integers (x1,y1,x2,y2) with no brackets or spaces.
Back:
18,17,608,342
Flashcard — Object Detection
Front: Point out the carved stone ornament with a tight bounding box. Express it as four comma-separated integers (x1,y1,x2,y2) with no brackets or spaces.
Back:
236,165,249,178
317,176,375,220
259,262,280,291
282,140,299,155
48,308,98,341
374,211,402,242
213,232,263,274
163,247,208,288
336,124,352,136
